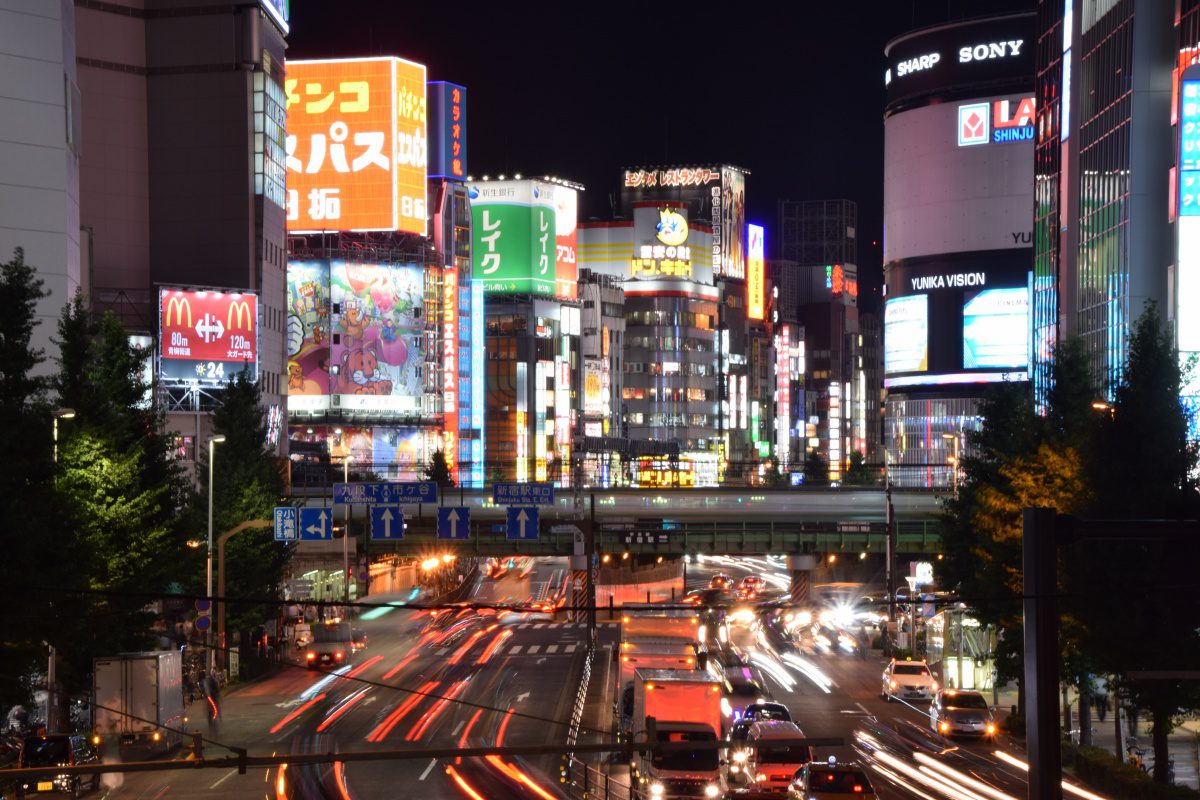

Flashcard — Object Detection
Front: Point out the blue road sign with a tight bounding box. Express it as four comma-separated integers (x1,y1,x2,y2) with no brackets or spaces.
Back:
194,615,211,631
506,506,539,541
493,482,554,506
370,505,404,541
299,507,333,540
273,507,298,541
437,507,470,540
334,482,438,505
195,598,212,613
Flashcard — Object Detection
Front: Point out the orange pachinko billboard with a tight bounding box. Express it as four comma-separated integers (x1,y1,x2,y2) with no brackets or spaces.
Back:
286,57,427,235
159,288,258,384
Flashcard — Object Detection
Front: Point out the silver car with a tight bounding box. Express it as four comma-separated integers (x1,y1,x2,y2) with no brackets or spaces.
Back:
930,689,997,738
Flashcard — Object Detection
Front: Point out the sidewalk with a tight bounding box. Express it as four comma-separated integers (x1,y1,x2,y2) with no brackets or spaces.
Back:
991,682,1200,790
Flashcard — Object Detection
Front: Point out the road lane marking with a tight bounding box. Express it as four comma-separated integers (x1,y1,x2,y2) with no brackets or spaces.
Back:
452,720,465,736
209,769,236,789
856,702,873,717
419,759,437,781
565,643,578,653
527,645,541,654
509,645,523,654
546,645,558,653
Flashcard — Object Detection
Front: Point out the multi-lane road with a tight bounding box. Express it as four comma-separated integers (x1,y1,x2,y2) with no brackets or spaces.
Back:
91,556,1122,800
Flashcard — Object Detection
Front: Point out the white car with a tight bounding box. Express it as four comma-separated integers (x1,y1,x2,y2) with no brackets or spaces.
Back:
881,658,937,702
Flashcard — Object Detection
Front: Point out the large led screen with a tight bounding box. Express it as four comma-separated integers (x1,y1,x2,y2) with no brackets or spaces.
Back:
885,294,928,374
159,288,258,385
286,259,425,414
963,287,1029,369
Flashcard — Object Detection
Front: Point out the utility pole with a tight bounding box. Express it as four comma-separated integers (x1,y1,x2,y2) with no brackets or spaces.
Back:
885,482,897,654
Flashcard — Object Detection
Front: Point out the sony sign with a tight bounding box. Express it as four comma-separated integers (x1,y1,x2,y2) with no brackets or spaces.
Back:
959,40,1024,63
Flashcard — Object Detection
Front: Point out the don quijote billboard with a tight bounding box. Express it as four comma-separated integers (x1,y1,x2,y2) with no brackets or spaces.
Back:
159,288,258,384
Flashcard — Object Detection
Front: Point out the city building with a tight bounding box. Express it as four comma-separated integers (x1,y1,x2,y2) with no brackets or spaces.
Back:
0,0,81,373
577,203,719,486
774,199,870,481
1034,1,1175,410
469,177,581,485
576,268,625,486
882,13,1036,487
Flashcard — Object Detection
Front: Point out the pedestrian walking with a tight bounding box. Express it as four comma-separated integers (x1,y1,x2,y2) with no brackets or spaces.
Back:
203,673,221,732
1096,693,1109,722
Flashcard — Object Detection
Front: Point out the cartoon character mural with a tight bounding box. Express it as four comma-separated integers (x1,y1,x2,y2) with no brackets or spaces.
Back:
286,261,331,397
330,261,423,411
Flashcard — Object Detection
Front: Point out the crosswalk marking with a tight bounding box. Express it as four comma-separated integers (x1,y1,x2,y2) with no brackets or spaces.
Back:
509,645,523,654
527,645,542,654
546,644,559,654
564,643,577,653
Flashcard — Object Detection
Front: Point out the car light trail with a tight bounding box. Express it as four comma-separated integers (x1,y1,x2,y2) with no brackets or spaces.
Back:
991,750,1112,800
343,655,383,681
406,679,469,741
333,761,351,800
316,688,370,733
275,763,287,800
476,629,513,666
485,754,558,800
872,748,990,800
382,652,420,681
269,693,326,735
366,680,437,742
914,753,1018,800
496,708,515,745
445,764,487,800
780,651,833,693
300,665,352,700
455,708,485,765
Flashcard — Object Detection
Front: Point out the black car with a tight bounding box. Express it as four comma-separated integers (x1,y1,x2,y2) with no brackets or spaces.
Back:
16,735,101,798
743,701,792,723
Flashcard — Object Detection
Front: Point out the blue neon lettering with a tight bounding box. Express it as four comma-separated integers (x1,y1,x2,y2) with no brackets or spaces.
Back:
993,126,1033,143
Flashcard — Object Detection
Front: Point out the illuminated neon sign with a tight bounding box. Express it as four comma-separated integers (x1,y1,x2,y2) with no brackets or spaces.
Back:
958,96,1035,146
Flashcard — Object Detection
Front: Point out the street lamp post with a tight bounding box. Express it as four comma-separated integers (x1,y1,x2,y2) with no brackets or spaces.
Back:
206,434,226,672
52,408,75,464
47,409,74,730
941,433,960,494
343,455,352,605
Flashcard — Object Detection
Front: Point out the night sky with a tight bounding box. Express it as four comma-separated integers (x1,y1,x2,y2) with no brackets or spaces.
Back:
286,0,1032,308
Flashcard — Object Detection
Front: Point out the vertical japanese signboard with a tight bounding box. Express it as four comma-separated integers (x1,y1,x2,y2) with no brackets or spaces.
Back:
747,223,765,320
469,180,556,295
442,266,459,481
429,81,467,181
775,324,791,464
721,167,747,280
159,288,258,384
1177,65,1200,435
286,57,427,234
553,185,578,300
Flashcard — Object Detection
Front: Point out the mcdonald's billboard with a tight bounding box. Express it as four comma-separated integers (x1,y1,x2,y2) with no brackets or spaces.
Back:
158,288,259,384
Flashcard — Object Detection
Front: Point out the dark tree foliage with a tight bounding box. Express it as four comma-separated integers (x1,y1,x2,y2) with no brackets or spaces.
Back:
844,451,874,486
198,369,289,635
424,449,455,488
1064,307,1200,782
802,449,828,485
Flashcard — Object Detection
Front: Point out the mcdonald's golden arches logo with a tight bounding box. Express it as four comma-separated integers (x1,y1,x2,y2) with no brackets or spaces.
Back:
227,299,254,331
165,296,192,327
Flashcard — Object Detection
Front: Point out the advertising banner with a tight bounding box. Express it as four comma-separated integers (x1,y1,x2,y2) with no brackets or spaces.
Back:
330,262,425,412
962,287,1029,368
720,167,747,280
428,81,467,181
747,223,765,319
553,185,578,300
286,260,331,408
884,295,929,374
286,57,427,234
583,358,604,415
469,180,557,295
442,266,459,479
159,288,257,384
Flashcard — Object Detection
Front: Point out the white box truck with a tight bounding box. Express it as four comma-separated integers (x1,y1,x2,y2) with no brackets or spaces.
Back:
621,610,702,643
629,668,725,799
93,651,185,758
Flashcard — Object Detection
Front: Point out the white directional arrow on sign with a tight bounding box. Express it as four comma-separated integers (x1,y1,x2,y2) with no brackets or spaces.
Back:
516,508,530,538
446,509,461,536
195,313,225,344
308,510,328,538
380,508,394,538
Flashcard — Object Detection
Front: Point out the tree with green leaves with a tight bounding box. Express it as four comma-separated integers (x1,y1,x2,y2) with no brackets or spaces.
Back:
52,301,195,697
197,369,289,637
1065,306,1200,782
0,248,79,713
844,451,874,485
937,337,1098,707
802,449,828,485
424,449,454,488
761,456,790,489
